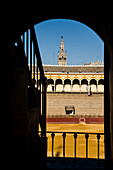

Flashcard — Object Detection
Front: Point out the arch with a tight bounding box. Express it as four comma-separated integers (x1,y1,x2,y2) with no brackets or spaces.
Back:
64,79,71,92
73,79,80,85
55,79,62,85
7,14,113,168
98,79,104,92
98,79,104,85
47,79,54,92
90,79,97,92
81,79,88,92
72,79,80,92
33,18,105,42
64,79,71,85
55,79,63,92
81,79,88,85
34,17,105,146
90,79,97,85
47,78,54,85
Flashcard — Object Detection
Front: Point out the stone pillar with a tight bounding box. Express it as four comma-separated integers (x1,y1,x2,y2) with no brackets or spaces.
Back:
62,80,64,92
88,81,90,92
54,80,55,92
110,47,113,167
87,81,90,96
71,80,73,92
104,45,111,168
79,80,81,93
97,81,98,93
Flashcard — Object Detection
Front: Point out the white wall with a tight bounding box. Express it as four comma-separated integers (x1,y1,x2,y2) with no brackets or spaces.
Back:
47,84,52,92
64,84,71,92
81,84,87,92
56,84,63,92
72,84,80,92
98,84,104,92
91,84,97,92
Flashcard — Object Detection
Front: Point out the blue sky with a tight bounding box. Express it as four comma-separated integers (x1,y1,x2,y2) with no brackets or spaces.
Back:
34,19,104,65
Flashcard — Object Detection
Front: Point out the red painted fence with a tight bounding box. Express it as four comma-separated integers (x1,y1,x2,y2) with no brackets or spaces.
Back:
46,117,104,124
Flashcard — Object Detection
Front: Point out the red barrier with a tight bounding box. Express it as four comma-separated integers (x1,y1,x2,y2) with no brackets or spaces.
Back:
46,117,104,124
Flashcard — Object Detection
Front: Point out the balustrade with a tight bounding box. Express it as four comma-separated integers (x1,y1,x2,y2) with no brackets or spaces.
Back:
39,131,105,159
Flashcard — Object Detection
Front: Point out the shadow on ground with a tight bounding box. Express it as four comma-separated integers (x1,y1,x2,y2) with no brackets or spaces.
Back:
47,157,104,170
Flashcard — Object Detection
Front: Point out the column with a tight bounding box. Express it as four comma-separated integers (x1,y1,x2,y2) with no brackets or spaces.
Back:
97,81,98,93
53,80,55,92
79,80,81,93
88,81,90,95
62,80,64,92
71,80,73,92
104,45,111,168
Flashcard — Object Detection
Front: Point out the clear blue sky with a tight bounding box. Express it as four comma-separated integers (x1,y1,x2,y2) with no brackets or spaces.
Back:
34,19,104,65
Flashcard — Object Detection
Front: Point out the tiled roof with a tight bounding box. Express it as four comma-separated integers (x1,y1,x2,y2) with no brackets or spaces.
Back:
43,64,104,73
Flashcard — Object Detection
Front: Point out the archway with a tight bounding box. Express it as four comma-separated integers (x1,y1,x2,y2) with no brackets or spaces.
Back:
64,79,71,92
98,79,104,93
81,79,88,92
47,79,54,92
24,19,104,159
72,79,80,92
55,79,63,92
6,13,113,169
90,79,97,92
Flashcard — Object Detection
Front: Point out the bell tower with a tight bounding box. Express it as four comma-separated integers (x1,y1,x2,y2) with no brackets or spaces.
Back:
58,36,67,65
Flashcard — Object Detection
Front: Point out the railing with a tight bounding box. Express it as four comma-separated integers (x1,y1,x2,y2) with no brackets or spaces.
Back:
40,131,105,159
16,27,47,137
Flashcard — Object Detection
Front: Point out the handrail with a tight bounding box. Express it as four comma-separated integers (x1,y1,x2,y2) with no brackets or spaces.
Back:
45,131,104,135
17,27,47,137
30,27,45,84
30,27,46,137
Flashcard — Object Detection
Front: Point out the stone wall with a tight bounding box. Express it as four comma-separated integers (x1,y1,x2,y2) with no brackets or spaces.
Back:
47,93,104,116
47,84,104,93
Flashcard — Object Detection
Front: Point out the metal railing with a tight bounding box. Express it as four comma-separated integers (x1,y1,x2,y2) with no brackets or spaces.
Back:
16,27,47,137
41,131,105,159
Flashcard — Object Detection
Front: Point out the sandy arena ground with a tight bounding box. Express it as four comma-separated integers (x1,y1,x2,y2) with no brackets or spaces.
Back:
46,123,104,159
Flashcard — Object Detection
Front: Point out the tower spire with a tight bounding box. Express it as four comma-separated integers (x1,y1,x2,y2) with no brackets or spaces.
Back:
58,36,67,65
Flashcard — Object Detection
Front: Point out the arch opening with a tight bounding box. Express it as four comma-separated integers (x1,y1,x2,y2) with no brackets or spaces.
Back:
98,79,104,93
73,79,79,85
47,79,54,92
98,79,104,85
55,79,63,92
81,79,88,85
72,79,80,92
90,79,97,85
33,18,104,159
47,79,54,85
64,79,71,85
56,79,62,85
64,79,71,92
90,79,97,92
81,79,88,92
